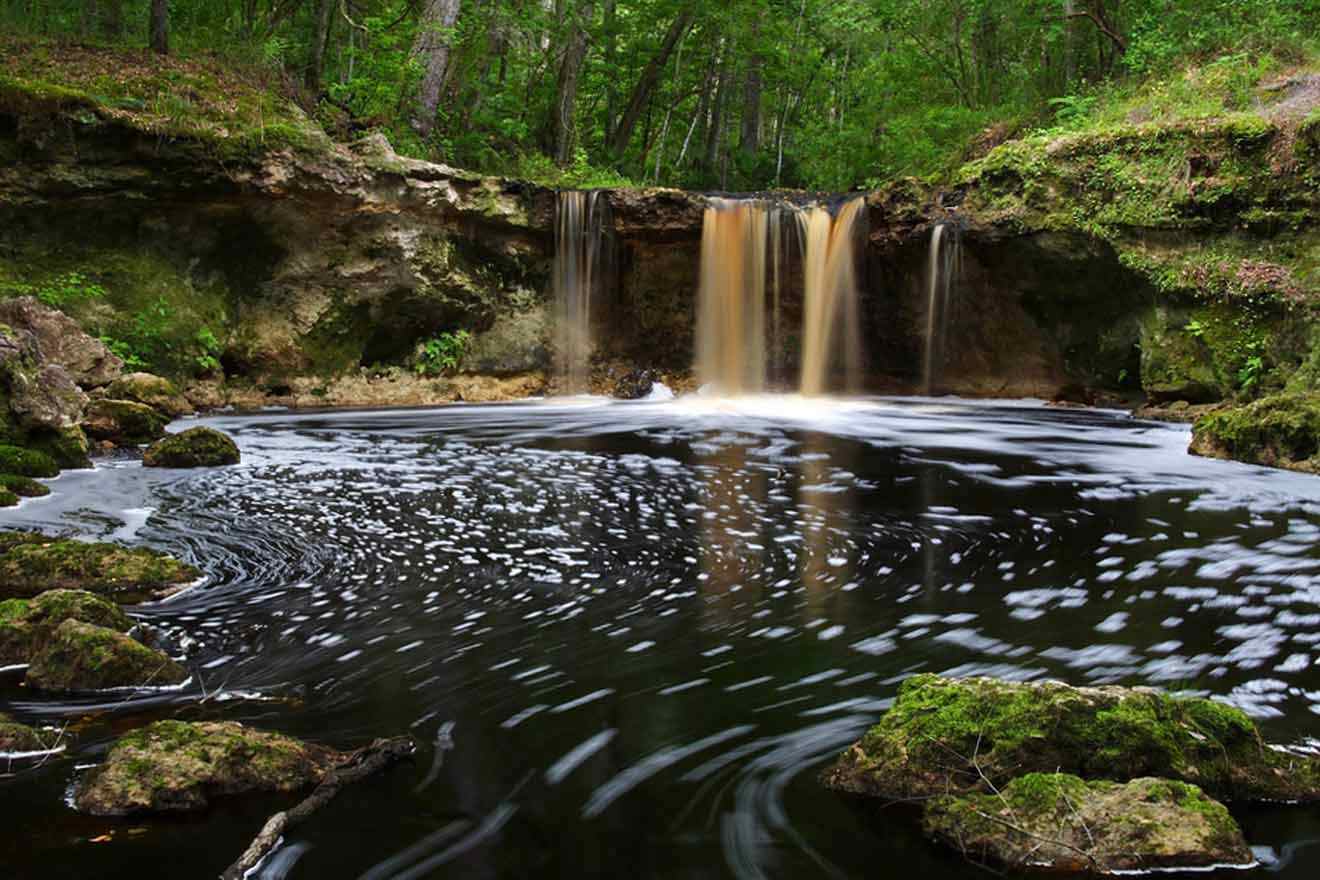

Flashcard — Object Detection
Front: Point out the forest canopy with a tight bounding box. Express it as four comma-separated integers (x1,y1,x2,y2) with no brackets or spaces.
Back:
3,1,1319,191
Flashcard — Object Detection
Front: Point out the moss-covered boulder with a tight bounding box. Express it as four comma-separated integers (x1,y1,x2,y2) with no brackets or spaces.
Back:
0,712,45,753
26,619,186,691
83,399,169,446
105,373,194,418
0,589,133,664
75,720,341,816
0,445,58,477
26,425,93,469
142,427,240,468
0,474,51,498
1190,393,1320,473
0,533,200,603
824,674,1320,803
923,773,1251,873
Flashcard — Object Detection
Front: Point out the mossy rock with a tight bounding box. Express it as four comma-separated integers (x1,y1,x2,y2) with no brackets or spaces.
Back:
75,720,341,816
1190,393,1320,473
25,425,93,469
0,444,58,477
26,619,186,691
83,399,169,446
0,533,200,603
142,427,240,468
923,773,1251,873
0,474,50,498
0,589,133,664
0,488,16,508
105,373,193,418
0,712,45,753
823,674,1320,803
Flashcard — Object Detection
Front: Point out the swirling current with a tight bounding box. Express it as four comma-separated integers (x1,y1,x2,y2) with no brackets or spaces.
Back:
3,395,1320,879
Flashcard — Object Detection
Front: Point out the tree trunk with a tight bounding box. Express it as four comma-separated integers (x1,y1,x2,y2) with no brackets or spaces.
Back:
149,0,168,55
413,0,463,138
703,40,729,173
552,0,594,166
603,0,618,136
607,5,695,156
306,0,337,92
740,23,762,156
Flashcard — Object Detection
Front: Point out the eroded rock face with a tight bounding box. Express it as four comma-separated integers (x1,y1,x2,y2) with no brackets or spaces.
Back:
142,427,240,468
823,674,1320,803
26,619,186,691
83,399,169,446
7,363,87,431
75,721,339,816
0,297,123,388
0,532,200,603
923,773,1251,873
104,373,194,418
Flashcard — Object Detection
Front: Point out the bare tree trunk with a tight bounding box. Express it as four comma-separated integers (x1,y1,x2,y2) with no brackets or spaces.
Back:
149,0,168,55
740,22,762,156
703,39,729,173
551,0,594,165
413,0,463,138
607,5,695,156
307,0,337,92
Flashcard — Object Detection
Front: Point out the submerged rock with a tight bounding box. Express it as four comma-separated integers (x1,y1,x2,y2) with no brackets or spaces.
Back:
823,674,1320,803
26,619,186,691
0,713,45,753
105,373,194,418
0,589,133,664
923,773,1252,873
76,720,340,816
1190,393,1320,474
142,427,240,468
83,399,169,446
0,533,200,603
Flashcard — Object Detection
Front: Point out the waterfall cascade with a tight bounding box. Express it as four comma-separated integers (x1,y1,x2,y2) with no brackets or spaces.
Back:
921,221,962,395
553,191,609,392
696,196,866,395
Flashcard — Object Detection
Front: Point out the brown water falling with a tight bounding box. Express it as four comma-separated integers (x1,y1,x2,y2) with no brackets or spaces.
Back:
553,190,607,393
921,221,962,395
798,198,865,395
696,199,769,394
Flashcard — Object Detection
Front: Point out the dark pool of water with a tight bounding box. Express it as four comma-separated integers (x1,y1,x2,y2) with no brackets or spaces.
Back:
3,396,1320,880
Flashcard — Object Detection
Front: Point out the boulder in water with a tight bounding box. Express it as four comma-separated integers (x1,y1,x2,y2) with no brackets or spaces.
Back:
105,372,194,418
1190,393,1320,474
0,444,59,478
0,713,47,753
83,399,169,446
0,589,133,664
0,532,200,603
26,619,186,691
143,427,240,468
923,773,1252,873
76,720,341,816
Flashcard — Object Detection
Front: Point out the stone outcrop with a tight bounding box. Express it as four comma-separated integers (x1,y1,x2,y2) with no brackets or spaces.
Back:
83,399,169,446
0,531,200,603
0,588,132,664
1190,392,1320,473
142,427,240,468
104,373,194,418
0,296,123,388
26,618,186,691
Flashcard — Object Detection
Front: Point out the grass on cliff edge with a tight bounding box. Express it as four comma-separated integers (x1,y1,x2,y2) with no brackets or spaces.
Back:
0,36,330,161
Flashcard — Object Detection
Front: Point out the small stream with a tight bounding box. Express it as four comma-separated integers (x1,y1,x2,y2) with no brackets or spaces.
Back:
3,396,1320,879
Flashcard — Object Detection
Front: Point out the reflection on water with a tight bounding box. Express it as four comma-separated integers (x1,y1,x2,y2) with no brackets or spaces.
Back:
3,395,1320,879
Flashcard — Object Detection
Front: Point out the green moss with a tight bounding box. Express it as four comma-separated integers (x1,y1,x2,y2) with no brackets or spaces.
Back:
0,534,200,603
0,474,50,498
0,589,132,664
26,618,185,691
25,426,93,470
0,715,45,752
83,399,168,446
1190,392,1320,471
142,427,240,469
0,445,58,478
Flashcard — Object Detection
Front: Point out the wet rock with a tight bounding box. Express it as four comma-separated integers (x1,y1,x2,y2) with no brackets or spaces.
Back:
823,674,1320,803
0,296,123,388
1190,393,1320,474
1133,400,1224,424
0,589,133,664
26,619,186,691
76,720,340,816
923,773,1252,873
0,533,200,603
0,713,45,752
26,425,93,470
104,373,194,418
603,368,657,400
142,427,240,468
0,444,59,478
7,363,88,431
83,399,169,446
0,474,50,499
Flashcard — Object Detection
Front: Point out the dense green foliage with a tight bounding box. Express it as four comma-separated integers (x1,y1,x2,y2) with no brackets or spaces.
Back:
3,1,1318,189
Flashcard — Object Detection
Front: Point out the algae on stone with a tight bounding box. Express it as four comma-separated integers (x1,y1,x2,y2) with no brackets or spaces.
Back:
75,720,340,816
25,619,186,691
1190,392,1320,473
823,674,1320,803
142,426,240,468
0,533,200,603
0,444,58,477
923,773,1251,872
0,588,133,664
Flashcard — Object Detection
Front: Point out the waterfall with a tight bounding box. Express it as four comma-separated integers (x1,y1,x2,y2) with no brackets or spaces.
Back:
798,198,865,396
695,195,866,396
696,199,770,394
921,221,961,395
553,190,607,393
